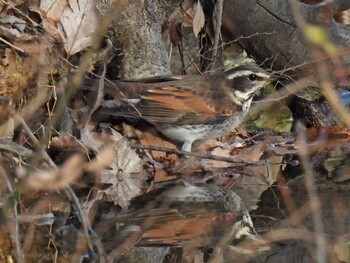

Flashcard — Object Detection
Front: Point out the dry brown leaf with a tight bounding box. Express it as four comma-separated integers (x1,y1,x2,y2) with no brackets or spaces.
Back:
169,22,182,45
233,144,282,182
205,142,263,169
197,143,263,170
266,143,298,156
49,134,87,152
202,143,283,210
86,145,115,173
225,174,268,211
335,9,350,25
80,126,103,152
326,154,350,182
153,168,177,183
193,251,204,263
0,236,13,263
97,129,147,209
57,0,99,55
182,6,195,27
0,15,26,37
41,19,63,41
122,123,177,161
0,117,14,139
40,0,68,22
24,154,84,190
192,1,205,38
333,235,350,262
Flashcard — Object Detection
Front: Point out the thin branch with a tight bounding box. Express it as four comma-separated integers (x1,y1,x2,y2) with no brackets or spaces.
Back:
0,0,39,27
0,166,22,263
209,0,223,70
0,36,25,53
296,124,327,263
5,105,96,256
131,144,286,166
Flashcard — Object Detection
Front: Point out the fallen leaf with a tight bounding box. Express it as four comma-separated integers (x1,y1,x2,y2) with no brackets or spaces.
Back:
122,123,178,161
182,5,195,27
333,235,350,262
192,1,205,38
97,129,147,209
0,117,14,139
169,22,182,45
0,15,26,37
86,145,115,173
58,0,99,55
49,134,88,152
24,154,85,190
207,143,264,169
335,9,350,25
40,0,68,22
326,153,350,182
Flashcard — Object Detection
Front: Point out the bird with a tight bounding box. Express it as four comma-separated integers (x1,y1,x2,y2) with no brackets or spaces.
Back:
82,64,283,151
96,183,263,254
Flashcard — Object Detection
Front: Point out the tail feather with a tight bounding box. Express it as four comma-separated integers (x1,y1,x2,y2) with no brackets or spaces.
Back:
80,76,181,100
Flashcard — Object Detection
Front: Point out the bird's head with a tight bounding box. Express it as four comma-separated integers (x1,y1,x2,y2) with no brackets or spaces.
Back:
224,64,284,105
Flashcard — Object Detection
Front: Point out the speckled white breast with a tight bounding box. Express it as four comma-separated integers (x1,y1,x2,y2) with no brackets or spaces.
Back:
158,99,252,151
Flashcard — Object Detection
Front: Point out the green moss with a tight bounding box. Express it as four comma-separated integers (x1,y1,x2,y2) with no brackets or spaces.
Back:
244,102,293,132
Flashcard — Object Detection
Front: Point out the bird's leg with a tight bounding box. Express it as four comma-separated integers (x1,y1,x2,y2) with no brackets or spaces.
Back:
181,140,193,152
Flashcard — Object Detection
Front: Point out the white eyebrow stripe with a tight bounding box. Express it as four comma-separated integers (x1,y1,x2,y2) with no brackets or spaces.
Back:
225,70,270,80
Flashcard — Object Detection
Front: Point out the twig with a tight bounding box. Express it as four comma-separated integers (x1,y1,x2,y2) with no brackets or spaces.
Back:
288,2,328,261
0,36,25,53
0,166,22,263
5,105,95,257
187,54,202,74
60,54,142,116
6,106,55,167
320,71,350,129
131,144,285,166
0,139,33,157
0,0,39,27
209,0,223,70
248,76,315,116
296,123,327,263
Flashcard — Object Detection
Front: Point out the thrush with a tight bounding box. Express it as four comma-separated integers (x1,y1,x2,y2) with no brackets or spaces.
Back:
82,64,283,151
97,183,261,251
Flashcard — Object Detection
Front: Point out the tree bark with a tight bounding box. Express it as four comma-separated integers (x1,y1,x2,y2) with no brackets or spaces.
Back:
221,0,350,75
97,0,193,79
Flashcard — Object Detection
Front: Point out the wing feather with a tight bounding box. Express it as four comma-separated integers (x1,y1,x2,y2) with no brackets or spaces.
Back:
137,86,235,125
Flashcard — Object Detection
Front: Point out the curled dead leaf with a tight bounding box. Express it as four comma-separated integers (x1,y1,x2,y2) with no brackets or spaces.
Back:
334,9,350,25
192,1,205,38
24,154,84,191
182,5,195,27
49,135,87,152
86,145,115,173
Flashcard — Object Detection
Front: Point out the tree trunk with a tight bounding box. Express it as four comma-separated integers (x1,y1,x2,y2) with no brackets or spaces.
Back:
97,0,193,79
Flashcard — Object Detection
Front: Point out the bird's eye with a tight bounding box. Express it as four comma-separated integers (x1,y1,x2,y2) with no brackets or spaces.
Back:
248,74,258,81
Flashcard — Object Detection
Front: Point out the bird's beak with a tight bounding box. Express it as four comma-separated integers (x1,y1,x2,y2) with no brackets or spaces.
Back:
267,73,288,82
